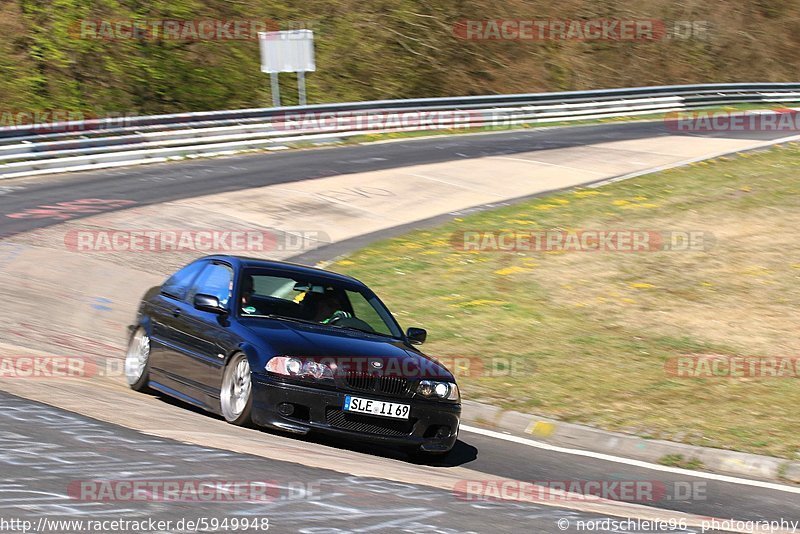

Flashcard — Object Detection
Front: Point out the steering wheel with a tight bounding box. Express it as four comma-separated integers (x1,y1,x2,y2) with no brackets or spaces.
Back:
323,310,350,324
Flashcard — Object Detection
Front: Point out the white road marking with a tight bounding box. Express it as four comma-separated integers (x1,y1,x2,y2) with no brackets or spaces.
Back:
489,155,607,175
0,186,25,195
344,157,387,164
406,172,506,197
460,425,800,494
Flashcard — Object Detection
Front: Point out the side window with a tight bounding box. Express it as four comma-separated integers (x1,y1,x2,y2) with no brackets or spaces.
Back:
161,261,207,300
188,263,233,307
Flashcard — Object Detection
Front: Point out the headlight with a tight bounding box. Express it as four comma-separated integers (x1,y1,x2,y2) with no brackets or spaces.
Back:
303,361,333,380
266,357,333,380
416,380,459,401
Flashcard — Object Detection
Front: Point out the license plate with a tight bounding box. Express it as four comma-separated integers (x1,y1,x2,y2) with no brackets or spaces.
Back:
343,395,410,419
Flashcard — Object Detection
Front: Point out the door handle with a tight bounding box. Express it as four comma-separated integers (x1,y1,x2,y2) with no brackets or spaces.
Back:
172,308,182,318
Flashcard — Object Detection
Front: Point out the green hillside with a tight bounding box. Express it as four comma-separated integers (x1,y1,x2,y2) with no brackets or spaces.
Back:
2,0,799,115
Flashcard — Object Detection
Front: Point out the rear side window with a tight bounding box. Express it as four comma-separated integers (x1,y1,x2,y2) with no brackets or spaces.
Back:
161,261,207,300
188,263,234,307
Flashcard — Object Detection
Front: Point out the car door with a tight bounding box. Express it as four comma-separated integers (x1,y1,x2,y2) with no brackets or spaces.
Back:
148,259,208,391
173,261,238,400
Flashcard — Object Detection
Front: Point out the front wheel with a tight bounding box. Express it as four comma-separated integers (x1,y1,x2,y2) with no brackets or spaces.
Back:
220,353,253,426
125,328,151,391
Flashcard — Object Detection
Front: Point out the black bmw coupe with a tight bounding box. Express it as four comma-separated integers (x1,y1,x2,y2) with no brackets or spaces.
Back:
125,255,461,455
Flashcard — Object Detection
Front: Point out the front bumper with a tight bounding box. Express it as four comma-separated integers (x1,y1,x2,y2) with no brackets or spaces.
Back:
251,374,461,453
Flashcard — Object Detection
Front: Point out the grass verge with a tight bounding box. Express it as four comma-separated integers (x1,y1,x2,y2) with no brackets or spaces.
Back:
332,143,800,459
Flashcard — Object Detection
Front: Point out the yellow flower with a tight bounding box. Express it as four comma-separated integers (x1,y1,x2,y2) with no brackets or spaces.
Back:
452,299,508,308
630,283,655,289
740,266,772,276
621,203,658,209
494,266,529,276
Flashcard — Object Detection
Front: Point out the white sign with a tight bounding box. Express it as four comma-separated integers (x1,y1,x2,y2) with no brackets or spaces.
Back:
259,30,315,73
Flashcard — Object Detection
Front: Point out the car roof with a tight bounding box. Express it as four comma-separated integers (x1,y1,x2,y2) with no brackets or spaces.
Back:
201,254,364,286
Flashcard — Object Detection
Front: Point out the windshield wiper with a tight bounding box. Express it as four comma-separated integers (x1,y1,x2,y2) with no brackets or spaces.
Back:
248,313,320,325
248,313,398,338
327,323,396,338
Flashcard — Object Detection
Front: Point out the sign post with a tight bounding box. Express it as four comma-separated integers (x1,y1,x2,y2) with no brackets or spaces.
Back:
270,73,281,107
297,71,307,106
258,30,316,107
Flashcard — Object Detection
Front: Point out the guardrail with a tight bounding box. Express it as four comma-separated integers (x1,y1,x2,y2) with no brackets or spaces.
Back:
2,83,799,180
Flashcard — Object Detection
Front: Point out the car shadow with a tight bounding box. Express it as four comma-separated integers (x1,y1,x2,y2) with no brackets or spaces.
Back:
148,389,478,467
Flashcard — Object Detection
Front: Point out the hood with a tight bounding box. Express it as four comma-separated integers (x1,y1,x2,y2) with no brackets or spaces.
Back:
240,318,454,381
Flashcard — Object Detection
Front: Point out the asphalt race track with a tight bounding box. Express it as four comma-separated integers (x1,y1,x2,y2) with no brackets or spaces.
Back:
2,389,739,534
1,122,799,533
0,121,794,236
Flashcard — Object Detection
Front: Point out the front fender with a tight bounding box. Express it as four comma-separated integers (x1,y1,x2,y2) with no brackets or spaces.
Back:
233,342,265,373
128,312,154,343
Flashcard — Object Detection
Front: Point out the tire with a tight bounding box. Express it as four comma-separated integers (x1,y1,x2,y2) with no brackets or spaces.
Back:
124,328,151,391
220,353,253,426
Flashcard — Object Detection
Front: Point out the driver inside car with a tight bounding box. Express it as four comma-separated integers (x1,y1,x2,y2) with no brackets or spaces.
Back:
241,275,257,314
304,291,351,323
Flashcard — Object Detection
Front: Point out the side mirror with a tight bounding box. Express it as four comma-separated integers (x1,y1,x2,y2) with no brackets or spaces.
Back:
406,327,427,345
194,294,227,314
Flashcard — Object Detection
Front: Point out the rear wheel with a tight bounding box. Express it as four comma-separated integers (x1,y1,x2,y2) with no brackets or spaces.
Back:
125,328,151,391
220,353,253,426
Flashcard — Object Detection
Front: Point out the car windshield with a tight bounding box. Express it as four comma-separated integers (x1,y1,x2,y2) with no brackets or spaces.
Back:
238,270,402,338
